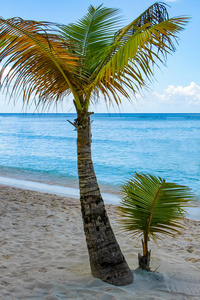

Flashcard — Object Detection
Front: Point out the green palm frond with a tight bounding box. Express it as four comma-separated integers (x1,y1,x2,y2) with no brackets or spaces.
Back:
58,5,121,74
58,4,123,109
118,173,194,248
89,3,189,105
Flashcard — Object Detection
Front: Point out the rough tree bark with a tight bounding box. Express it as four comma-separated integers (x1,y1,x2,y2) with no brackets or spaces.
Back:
74,110,133,286
138,251,151,271
138,239,151,271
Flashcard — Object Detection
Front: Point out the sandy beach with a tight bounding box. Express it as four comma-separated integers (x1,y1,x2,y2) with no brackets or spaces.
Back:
0,184,200,299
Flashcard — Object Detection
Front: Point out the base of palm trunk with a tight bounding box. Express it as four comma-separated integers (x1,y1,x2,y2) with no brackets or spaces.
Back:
91,259,133,286
80,196,133,286
138,251,151,271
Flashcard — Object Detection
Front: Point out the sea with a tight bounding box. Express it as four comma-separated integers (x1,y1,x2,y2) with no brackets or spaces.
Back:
0,113,200,215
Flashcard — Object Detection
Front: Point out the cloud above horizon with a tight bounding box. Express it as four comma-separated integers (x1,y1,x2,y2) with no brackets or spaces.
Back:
113,82,200,113
129,82,200,113
152,82,200,104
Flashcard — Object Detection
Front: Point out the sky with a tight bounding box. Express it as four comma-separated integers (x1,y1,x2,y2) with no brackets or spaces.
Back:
0,0,199,113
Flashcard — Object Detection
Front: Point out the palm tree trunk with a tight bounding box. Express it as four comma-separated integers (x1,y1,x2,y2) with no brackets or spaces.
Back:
138,252,151,271
75,111,133,286
138,238,151,270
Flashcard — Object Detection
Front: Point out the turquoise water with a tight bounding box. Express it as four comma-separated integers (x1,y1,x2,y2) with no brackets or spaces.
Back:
0,113,200,199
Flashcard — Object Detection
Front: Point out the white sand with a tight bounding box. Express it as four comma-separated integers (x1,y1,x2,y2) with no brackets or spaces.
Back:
0,185,200,299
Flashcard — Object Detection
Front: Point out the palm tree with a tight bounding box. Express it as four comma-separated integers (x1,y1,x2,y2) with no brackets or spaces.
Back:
0,3,189,285
118,173,194,270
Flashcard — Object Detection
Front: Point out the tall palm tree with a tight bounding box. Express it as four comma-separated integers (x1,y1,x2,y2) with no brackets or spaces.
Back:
0,3,188,285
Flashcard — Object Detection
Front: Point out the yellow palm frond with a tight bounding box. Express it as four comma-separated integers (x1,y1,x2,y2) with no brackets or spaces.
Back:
0,17,85,109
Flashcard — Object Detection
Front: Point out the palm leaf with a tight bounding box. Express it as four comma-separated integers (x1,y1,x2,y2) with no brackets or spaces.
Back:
58,5,123,109
118,173,194,245
58,5,121,74
0,17,85,109
88,3,189,105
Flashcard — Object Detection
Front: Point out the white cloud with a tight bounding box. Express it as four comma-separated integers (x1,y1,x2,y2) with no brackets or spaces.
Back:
153,82,200,103
109,82,200,113
129,82,200,113
167,82,200,100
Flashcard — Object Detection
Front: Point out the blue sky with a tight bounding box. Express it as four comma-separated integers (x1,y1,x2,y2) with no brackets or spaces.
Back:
0,0,199,113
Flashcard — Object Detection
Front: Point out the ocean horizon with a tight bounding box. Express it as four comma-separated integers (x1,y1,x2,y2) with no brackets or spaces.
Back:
0,113,200,205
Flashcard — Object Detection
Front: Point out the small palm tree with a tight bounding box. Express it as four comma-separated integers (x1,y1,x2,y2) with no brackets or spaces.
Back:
118,173,194,271
0,3,189,285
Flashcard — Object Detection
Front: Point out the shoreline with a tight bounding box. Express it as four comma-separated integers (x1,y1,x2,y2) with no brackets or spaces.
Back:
0,176,121,205
0,184,200,299
0,175,199,221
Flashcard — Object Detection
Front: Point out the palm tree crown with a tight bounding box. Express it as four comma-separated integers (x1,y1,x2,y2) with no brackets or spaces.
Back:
0,3,189,112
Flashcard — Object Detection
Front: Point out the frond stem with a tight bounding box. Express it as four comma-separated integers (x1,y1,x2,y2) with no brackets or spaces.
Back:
144,180,165,254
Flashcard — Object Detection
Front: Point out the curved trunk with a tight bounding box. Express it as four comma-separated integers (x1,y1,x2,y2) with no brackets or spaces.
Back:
75,111,133,286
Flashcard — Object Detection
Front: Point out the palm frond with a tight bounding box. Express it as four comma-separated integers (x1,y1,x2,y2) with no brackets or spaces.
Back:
0,17,84,109
58,5,122,74
88,3,189,106
118,173,194,243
